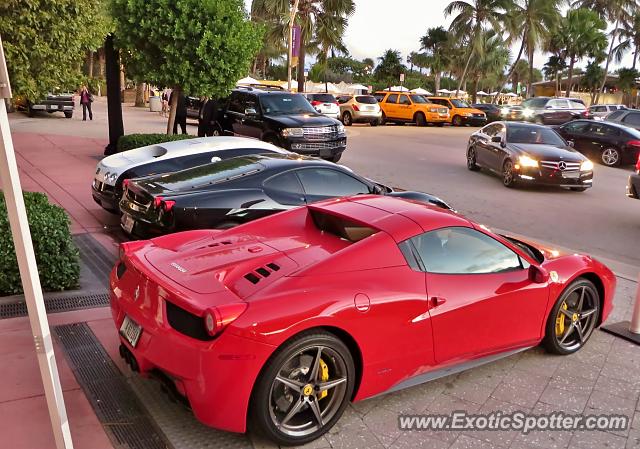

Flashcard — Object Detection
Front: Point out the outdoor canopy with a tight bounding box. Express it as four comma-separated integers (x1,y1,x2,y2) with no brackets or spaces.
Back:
237,76,259,85
410,87,433,95
384,86,409,91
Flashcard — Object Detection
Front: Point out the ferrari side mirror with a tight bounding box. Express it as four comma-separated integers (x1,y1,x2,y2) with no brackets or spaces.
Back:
529,265,550,284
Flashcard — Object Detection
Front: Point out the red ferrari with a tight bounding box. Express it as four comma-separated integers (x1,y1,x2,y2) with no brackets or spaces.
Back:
110,195,615,446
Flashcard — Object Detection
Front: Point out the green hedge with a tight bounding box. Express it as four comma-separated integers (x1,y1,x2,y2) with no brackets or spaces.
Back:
0,192,80,296
117,133,195,153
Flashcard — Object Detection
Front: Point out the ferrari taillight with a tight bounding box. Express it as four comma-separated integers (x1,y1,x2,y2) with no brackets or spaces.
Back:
203,303,248,337
154,196,175,212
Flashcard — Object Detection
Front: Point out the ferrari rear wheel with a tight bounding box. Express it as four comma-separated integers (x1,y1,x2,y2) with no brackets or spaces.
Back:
543,278,600,355
249,332,355,446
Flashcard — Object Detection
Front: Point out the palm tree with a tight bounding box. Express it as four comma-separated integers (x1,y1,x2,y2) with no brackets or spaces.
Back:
511,59,529,93
572,0,639,102
543,54,567,96
617,67,640,105
262,0,355,93
468,31,511,102
374,49,404,88
420,26,450,92
614,12,640,70
556,9,608,97
581,61,605,103
251,0,287,78
444,0,509,96
493,0,559,101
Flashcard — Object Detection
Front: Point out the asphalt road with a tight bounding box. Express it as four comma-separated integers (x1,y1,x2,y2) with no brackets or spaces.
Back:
8,99,640,276
341,123,640,276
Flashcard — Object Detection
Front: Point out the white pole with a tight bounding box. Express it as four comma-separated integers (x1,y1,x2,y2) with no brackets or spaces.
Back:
0,36,74,449
630,273,640,334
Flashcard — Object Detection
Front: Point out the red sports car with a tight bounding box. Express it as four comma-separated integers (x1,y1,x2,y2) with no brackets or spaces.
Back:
110,195,615,446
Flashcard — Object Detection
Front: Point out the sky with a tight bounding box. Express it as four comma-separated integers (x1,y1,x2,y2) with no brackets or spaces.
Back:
244,0,634,71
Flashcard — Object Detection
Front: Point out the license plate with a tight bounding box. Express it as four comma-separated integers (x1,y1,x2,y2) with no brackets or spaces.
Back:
562,171,580,179
120,315,142,347
121,213,135,233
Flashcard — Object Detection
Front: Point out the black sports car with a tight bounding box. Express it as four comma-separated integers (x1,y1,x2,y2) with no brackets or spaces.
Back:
119,154,452,239
554,119,640,167
627,155,640,199
466,121,594,191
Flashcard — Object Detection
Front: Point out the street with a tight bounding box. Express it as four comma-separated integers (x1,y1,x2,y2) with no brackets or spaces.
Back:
10,99,639,277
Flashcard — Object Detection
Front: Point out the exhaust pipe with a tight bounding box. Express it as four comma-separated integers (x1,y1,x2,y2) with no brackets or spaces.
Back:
119,343,140,372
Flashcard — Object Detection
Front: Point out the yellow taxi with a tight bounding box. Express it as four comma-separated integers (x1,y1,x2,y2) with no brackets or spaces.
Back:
373,91,449,126
426,97,487,126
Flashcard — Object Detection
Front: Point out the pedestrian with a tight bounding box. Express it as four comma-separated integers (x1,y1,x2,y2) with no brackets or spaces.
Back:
161,89,169,117
197,97,223,137
79,85,94,121
170,89,187,134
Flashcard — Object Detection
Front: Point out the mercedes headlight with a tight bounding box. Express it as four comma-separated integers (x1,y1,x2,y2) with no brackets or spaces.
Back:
518,155,539,168
281,128,304,138
523,108,534,118
581,160,594,171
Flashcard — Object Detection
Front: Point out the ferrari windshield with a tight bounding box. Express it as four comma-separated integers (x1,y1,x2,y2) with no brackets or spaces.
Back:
507,124,566,146
260,94,318,115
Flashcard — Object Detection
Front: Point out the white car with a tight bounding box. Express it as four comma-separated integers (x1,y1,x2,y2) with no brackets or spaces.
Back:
92,136,288,213
588,104,627,120
304,93,340,119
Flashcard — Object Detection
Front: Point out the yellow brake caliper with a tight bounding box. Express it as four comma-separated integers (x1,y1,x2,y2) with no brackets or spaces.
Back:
556,302,568,335
318,359,329,400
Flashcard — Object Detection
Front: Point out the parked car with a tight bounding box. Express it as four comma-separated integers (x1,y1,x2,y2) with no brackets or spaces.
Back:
499,105,525,121
554,119,640,166
466,121,594,190
472,103,502,122
604,108,640,131
373,91,449,126
92,137,288,213
588,104,626,120
520,97,589,125
118,153,452,239
336,94,382,126
303,93,340,120
14,92,75,118
186,96,204,119
626,154,640,199
426,97,487,126
112,194,614,446
218,86,346,162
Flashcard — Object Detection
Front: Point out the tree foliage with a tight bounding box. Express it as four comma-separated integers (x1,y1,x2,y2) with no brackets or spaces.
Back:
111,0,263,98
0,0,107,100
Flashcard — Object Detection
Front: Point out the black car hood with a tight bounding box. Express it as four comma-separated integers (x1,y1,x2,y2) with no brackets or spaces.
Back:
510,143,585,162
263,114,339,128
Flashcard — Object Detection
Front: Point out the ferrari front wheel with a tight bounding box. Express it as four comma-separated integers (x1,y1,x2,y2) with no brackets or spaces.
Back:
543,278,600,355
249,331,355,446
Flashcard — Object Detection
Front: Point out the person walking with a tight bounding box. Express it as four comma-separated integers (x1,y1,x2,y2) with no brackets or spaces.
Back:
79,85,94,121
161,89,169,117
170,89,187,134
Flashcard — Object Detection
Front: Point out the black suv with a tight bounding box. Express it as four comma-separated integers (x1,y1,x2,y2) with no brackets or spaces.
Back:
218,86,347,162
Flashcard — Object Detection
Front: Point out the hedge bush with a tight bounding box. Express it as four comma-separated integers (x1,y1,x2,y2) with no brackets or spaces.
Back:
117,133,195,153
0,192,80,296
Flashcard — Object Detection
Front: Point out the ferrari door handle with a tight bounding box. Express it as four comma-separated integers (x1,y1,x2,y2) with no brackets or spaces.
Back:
430,296,447,307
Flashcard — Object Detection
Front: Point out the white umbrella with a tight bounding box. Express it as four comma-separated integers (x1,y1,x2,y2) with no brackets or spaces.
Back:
348,84,368,91
489,91,500,96
384,85,409,91
410,87,432,95
505,92,518,97
237,76,259,85
476,91,489,96
437,88,451,94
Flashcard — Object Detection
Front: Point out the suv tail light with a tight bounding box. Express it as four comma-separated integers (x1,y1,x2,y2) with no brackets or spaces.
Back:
311,100,322,106
581,111,589,117
352,104,360,112
203,303,248,337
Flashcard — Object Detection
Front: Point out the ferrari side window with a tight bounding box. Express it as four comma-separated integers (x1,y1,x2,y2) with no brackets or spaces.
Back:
296,168,370,199
410,227,523,274
263,171,306,206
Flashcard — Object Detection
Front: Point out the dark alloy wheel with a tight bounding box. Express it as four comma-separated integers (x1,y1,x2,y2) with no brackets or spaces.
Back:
415,113,427,127
249,332,355,446
380,112,387,125
370,119,379,127
467,147,480,171
329,153,342,163
64,111,73,119
342,112,352,126
543,278,600,355
502,159,517,188
452,115,463,126
600,147,621,167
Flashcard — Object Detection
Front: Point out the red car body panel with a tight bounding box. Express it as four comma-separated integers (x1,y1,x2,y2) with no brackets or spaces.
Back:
110,195,615,434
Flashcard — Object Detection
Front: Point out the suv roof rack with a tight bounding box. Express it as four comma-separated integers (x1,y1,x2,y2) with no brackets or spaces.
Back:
235,84,286,92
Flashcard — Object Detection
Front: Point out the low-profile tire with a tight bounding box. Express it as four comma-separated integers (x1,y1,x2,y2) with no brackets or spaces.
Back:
64,111,73,119
542,278,600,355
370,119,379,127
342,112,352,126
452,115,463,126
467,146,480,171
415,113,427,127
328,153,342,163
600,147,621,167
570,187,587,192
380,112,387,125
502,159,517,188
249,331,355,447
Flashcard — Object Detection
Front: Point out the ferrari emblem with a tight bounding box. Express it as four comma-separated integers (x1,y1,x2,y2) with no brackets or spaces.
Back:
133,285,140,301
550,271,559,283
303,384,314,396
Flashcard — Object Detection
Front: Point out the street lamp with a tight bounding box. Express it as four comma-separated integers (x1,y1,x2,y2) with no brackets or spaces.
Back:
287,0,300,92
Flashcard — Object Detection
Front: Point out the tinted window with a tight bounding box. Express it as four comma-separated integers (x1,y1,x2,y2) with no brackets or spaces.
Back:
483,123,504,137
451,99,470,108
549,99,568,108
430,98,450,108
622,112,640,126
356,95,378,104
562,121,590,133
260,94,317,115
263,171,305,205
507,124,565,146
590,106,606,112
337,96,351,104
607,110,626,120
373,93,385,102
228,93,245,113
308,94,336,103
410,227,522,274
152,157,263,190
385,94,399,104
399,95,411,105
569,101,586,110
296,168,370,198
588,123,619,137
522,98,548,109
410,95,428,104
